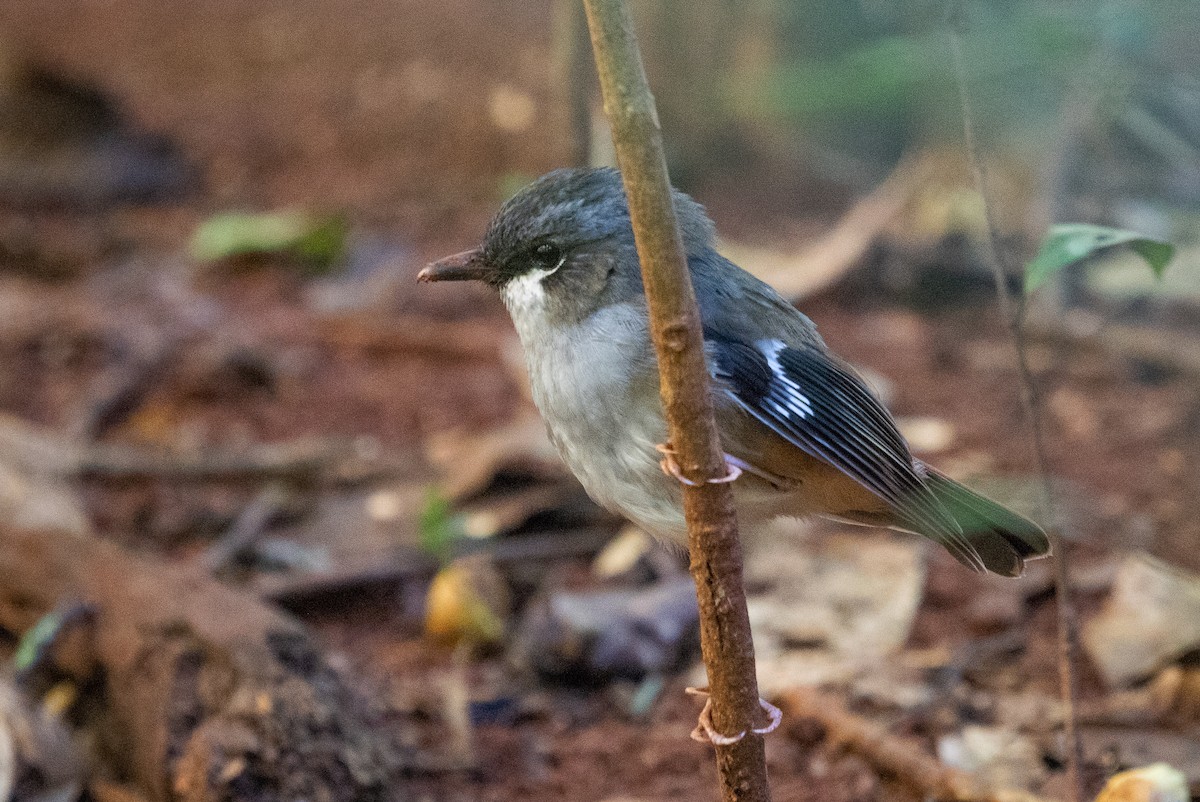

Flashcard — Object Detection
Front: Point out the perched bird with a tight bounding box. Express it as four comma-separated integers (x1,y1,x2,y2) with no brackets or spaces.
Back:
420,167,1049,577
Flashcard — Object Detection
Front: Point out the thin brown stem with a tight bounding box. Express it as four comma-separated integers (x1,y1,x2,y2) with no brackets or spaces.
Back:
553,0,594,166
582,1,771,800
946,7,1084,802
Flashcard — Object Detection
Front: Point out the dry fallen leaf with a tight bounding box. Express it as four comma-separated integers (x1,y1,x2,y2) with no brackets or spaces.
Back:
1094,764,1189,802
423,411,567,501
936,725,1048,794
0,413,90,536
513,576,698,681
1082,554,1200,687
488,84,536,133
592,525,653,579
1079,727,1200,792
744,524,926,695
896,416,956,455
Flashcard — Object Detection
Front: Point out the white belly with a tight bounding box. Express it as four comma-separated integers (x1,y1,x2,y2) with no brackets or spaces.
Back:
508,298,688,540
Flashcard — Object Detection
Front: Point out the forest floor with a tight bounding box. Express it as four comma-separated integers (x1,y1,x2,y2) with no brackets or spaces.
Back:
1,2,1199,801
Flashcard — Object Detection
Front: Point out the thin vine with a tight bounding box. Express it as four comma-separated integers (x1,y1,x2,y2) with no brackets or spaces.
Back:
946,4,1085,801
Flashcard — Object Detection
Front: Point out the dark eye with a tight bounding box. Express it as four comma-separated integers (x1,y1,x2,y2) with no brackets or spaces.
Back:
531,242,562,270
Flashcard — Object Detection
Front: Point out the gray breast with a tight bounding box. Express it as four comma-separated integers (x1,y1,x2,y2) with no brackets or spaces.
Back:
514,302,688,541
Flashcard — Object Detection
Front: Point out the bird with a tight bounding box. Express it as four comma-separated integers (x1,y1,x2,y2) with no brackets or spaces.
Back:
419,167,1050,579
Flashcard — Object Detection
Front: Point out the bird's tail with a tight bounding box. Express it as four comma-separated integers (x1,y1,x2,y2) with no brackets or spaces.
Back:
910,466,1050,577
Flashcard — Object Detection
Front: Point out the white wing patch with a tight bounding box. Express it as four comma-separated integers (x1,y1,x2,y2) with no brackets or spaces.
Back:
758,338,813,419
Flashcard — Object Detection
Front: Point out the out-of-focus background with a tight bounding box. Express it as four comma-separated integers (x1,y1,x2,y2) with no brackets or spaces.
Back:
0,1,1198,801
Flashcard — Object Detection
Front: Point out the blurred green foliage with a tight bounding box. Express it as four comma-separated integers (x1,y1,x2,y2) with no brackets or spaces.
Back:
419,489,466,566
744,0,1199,161
1025,223,1174,291
497,170,539,202
191,210,347,271
12,608,68,674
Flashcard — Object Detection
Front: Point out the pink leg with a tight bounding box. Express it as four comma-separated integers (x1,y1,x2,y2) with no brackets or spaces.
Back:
686,687,782,745
656,444,742,487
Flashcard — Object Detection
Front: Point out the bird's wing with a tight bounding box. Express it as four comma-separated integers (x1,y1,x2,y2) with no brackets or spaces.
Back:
707,334,986,571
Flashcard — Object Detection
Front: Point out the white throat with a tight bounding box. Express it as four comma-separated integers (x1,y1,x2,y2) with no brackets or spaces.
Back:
500,257,565,339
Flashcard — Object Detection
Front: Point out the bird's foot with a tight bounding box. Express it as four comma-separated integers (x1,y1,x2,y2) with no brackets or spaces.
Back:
656,444,742,487
685,687,782,745
723,454,798,491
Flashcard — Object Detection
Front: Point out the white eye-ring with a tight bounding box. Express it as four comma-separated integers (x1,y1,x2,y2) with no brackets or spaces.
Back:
532,242,565,274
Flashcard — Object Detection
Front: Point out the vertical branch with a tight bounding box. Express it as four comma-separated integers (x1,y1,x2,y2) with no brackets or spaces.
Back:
581,2,772,801
946,6,1084,802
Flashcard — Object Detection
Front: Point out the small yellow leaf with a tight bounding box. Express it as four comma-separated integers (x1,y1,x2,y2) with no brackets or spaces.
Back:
424,556,509,648
40,682,77,717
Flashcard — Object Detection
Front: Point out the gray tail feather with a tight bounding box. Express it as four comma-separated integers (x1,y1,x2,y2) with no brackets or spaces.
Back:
913,468,1051,577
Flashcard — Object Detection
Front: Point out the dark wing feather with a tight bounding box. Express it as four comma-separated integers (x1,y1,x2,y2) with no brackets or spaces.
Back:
708,335,987,572
918,465,1051,577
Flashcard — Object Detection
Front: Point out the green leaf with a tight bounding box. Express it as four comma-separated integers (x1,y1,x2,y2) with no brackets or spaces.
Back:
419,489,465,565
13,609,68,673
1025,224,1175,292
190,210,347,270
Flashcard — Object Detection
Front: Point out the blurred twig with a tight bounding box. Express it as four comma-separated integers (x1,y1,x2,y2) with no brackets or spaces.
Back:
583,1,771,801
553,0,594,166
78,439,331,483
723,151,926,302
199,481,292,573
259,527,616,609
77,334,184,440
946,6,1083,802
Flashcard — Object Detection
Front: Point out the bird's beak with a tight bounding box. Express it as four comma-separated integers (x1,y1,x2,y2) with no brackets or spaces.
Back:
418,248,492,283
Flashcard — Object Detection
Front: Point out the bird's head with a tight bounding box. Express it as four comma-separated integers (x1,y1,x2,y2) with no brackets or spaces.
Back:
419,167,715,323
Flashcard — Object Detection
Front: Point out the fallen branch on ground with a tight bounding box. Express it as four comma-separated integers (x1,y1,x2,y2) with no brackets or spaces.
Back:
779,687,1057,802
0,524,401,802
78,439,333,483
